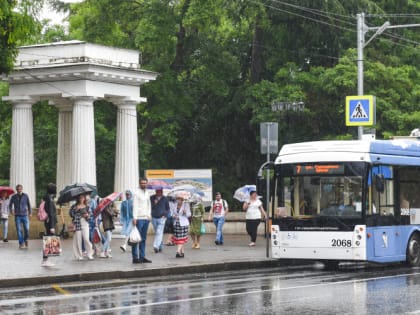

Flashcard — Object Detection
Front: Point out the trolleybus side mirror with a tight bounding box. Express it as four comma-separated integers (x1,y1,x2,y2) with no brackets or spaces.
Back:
375,174,385,193
256,176,266,197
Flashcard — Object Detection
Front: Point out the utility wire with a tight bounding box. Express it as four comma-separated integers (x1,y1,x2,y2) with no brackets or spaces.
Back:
248,0,356,33
256,0,419,51
269,0,356,25
366,13,420,18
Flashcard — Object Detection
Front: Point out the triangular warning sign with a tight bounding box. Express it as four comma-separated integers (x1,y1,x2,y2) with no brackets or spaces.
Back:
351,102,368,118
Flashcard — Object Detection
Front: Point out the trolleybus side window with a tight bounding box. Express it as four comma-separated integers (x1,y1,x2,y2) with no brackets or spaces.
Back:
399,166,420,225
367,165,396,225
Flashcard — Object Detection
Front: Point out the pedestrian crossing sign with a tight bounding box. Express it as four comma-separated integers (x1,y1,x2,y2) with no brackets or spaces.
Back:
345,95,376,126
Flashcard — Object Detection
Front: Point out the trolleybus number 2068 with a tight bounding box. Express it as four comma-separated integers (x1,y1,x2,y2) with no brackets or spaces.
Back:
331,239,352,247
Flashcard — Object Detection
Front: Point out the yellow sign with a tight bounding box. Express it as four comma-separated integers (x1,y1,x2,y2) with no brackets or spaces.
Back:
345,95,375,126
145,170,174,178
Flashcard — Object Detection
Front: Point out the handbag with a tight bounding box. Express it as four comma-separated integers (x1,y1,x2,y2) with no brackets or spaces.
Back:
128,226,141,246
200,222,206,234
93,227,102,244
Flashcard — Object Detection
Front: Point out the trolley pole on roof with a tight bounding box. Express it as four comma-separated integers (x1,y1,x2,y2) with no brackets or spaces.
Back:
356,13,420,140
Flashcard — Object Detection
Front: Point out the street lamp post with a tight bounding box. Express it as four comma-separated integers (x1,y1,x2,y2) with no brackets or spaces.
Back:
356,13,420,140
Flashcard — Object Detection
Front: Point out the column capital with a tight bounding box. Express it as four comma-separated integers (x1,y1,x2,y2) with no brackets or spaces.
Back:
108,97,139,109
49,97,73,111
72,96,97,106
4,96,36,107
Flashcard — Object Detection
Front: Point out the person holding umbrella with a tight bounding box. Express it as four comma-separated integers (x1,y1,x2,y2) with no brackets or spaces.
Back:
99,202,118,258
170,193,191,258
0,187,13,242
242,190,267,247
69,194,94,260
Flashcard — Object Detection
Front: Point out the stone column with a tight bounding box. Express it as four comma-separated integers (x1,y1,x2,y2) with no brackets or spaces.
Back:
9,98,36,203
114,101,139,193
55,102,73,193
71,97,97,185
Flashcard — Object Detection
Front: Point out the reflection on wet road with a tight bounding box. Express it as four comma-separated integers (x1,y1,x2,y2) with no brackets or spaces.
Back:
2,264,420,314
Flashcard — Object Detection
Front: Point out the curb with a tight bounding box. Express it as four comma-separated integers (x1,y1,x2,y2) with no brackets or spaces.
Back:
1,259,293,288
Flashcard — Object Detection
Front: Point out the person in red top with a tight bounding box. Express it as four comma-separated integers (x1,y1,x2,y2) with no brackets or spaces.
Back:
208,192,229,245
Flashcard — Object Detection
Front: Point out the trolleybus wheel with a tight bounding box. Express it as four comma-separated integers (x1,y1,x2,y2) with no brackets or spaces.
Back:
323,260,339,270
407,234,420,267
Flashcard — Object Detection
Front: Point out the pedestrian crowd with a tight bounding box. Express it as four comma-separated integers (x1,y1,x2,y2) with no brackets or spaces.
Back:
0,178,267,266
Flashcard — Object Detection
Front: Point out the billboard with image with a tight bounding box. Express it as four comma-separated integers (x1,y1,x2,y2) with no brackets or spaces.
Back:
145,169,213,204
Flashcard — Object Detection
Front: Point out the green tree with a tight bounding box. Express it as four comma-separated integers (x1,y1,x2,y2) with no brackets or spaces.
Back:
0,0,43,74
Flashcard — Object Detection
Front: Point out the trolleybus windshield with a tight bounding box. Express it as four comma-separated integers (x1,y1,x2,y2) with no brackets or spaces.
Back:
276,162,366,230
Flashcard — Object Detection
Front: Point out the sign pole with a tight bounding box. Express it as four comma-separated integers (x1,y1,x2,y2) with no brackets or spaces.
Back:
266,124,271,258
260,122,278,259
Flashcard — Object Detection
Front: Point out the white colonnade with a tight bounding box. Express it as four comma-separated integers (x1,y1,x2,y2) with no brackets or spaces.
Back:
114,101,140,194
2,41,157,202
9,98,36,203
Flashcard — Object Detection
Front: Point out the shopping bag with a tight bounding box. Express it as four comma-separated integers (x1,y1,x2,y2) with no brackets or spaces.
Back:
43,235,62,256
200,222,206,234
128,226,141,246
93,227,102,244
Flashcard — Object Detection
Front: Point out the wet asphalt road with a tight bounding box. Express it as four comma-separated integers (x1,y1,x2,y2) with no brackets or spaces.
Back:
2,263,420,315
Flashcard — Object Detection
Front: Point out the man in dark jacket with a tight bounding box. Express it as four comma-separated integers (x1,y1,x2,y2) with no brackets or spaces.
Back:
150,189,170,253
9,184,31,249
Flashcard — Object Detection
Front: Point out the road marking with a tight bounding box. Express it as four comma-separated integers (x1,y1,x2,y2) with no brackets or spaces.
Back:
59,271,420,315
51,284,71,295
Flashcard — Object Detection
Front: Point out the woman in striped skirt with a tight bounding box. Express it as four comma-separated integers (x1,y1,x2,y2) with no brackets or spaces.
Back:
171,195,191,258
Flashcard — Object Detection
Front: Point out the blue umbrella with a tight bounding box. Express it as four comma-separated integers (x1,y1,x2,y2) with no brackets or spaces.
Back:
168,184,205,197
233,185,257,202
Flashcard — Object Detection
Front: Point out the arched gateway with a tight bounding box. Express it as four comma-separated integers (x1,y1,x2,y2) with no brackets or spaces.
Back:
1,41,157,202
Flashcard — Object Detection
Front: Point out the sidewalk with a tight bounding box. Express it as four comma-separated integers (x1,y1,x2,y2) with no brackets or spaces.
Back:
0,234,280,287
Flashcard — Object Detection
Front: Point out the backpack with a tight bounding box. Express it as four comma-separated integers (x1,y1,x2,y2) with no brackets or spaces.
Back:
38,200,48,221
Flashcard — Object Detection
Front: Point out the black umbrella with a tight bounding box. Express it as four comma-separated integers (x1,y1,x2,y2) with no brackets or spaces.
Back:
57,183,96,205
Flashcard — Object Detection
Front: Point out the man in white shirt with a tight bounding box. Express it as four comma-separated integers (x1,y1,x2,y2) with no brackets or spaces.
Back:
132,178,152,264
208,192,229,245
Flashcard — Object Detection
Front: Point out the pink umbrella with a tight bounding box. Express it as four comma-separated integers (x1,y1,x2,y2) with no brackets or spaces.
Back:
0,186,14,197
94,192,121,217
147,180,173,190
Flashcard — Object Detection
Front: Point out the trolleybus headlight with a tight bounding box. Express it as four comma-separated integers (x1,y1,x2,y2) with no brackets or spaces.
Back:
355,241,360,246
357,235,362,240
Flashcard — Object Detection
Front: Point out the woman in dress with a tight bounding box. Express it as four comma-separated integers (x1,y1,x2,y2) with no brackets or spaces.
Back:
190,199,205,249
171,195,191,258
242,190,267,247
69,194,94,260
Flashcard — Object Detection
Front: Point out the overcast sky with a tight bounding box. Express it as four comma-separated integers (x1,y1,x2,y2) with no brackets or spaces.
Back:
40,0,84,25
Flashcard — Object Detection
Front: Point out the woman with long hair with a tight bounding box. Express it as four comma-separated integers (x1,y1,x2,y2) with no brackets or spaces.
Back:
69,194,94,260
41,183,58,266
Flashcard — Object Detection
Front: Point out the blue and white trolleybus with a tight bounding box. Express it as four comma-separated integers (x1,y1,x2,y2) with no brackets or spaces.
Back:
271,139,420,267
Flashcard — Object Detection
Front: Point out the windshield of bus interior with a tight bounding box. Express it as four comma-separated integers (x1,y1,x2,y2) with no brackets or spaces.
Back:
276,163,365,219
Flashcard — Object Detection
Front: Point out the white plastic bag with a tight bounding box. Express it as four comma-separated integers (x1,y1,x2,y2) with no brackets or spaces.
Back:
128,226,141,246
